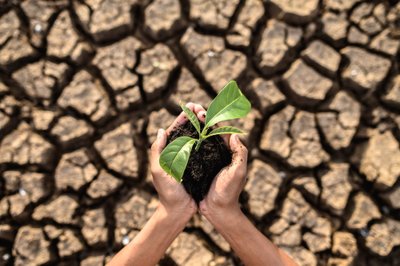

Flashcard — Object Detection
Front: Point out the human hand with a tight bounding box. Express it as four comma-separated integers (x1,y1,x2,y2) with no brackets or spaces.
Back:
199,134,248,222
191,105,248,223
150,103,206,221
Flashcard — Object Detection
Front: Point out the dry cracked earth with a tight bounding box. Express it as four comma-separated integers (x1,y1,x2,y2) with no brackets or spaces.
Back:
0,0,400,265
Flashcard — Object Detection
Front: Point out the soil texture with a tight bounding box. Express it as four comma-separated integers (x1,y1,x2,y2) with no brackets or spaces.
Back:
167,122,232,203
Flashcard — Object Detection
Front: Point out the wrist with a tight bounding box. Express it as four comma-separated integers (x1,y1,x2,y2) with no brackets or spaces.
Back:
201,203,245,229
156,202,194,227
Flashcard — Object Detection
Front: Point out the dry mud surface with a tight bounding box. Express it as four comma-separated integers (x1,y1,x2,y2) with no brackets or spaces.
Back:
0,0,400,265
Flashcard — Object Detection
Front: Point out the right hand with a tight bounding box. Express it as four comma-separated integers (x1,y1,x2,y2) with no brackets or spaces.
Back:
199,133,248,223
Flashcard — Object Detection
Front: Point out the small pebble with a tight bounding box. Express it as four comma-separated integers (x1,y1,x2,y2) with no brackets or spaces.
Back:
359,228,369,237
33,23,43,33
2,253,10,261
19,188,27,196
381,205,389,215
122,235,130,246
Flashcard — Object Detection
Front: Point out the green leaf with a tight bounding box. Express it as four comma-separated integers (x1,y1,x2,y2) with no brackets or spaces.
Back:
205,80,251,130
205,126,244,138
159,136,196,182
181,104,201,135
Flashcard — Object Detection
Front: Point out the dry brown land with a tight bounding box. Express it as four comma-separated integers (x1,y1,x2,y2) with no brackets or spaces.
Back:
0,0,400,265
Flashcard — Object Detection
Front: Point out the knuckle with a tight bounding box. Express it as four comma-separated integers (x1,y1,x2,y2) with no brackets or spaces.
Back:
185,102,194,109
195,103,205,111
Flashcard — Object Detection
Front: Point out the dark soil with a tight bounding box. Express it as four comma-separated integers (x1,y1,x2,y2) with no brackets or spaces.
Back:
167,121,232,204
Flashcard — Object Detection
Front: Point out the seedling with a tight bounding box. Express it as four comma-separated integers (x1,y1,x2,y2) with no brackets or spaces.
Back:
159,80,251,182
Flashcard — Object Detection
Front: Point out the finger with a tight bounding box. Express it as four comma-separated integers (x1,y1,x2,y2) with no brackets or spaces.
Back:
192,103,206,114
185,102,196,110
220,132,230,146
191,103,206,122
165,112,188,135
150,128,167,161
165,103,200,135
228,134,248,176
197,110,206,123
230,134,248,163
210,122,230,146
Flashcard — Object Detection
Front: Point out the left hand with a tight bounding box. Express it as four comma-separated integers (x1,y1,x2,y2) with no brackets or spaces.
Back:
149,103,206,220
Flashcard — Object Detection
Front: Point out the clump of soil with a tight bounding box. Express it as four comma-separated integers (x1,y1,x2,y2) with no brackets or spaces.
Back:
167,121,232,204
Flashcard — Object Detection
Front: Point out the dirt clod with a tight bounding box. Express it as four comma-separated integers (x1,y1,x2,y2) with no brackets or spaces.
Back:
167,122,232,203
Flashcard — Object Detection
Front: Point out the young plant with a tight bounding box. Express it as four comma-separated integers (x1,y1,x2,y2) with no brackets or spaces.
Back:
159,80,251,182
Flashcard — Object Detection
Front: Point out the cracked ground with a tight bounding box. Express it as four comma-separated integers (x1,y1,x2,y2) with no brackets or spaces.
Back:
0,0,400,265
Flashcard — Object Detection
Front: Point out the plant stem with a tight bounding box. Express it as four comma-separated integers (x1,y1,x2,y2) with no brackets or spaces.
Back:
201,127,208,137
195,139,202,151
195,125,210,151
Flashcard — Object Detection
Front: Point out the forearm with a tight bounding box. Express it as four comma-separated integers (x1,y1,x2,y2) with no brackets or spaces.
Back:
108,205,189,266
206,208,297,266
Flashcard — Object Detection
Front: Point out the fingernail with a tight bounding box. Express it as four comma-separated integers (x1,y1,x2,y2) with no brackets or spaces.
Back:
233,134,239,144
157,128,164,139
199,111,206,118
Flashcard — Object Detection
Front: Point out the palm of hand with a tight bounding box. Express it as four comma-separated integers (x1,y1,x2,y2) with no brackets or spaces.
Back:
152,168,193,209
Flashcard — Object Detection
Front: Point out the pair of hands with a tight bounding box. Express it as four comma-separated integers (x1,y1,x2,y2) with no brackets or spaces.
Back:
150,103,248,225
110,103,295,266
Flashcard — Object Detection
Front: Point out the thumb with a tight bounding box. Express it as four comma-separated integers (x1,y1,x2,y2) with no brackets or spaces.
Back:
151,128,167,157
229,134,248,175
230,135,247,158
